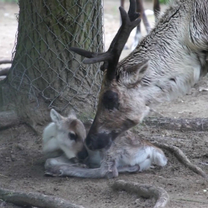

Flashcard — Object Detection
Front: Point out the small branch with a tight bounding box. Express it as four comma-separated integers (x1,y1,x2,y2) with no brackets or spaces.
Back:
176,197,208,204
0,67,10,76
0,76,6,81
0,187,84,208
153,142,208,179
0,111,23,130
111,180,169,208
0,60,12,65
144,117,208,131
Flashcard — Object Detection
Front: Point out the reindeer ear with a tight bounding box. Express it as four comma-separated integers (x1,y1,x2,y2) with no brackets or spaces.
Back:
127,60,148,74
50,109,63,124
123,60,149,88
137,60,149,79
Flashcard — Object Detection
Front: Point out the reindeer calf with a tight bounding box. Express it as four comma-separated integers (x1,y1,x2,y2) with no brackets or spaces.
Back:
43,109,87,168
44,109,167,178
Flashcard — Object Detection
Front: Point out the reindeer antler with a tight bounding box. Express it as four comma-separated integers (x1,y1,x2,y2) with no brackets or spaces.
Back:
70,0,140,80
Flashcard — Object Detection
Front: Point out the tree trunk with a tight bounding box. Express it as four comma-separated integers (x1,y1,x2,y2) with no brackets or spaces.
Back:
1,0,103,132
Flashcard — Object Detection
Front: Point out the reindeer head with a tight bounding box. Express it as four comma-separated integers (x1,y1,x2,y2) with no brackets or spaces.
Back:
70,0,148,150
49,109,88,160
85,71,150,150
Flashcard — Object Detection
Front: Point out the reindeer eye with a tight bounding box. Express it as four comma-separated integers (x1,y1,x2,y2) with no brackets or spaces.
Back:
102,90,119,110
68,132,77,141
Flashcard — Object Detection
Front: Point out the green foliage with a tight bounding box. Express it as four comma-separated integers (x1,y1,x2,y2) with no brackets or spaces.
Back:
159,0,169,4
0,0,17,3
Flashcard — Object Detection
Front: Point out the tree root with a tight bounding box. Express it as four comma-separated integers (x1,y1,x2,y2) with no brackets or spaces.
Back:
0,111,23,130
0,67,10,76
0,181,169,208
153,142,208,179
0,60,12,65
0,187,84,208
144,117,208,131
111,180,169,208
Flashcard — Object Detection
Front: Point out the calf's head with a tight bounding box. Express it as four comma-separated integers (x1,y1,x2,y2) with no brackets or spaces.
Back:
50,109,88,160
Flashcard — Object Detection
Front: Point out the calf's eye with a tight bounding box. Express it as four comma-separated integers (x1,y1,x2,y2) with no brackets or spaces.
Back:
68,132,77,141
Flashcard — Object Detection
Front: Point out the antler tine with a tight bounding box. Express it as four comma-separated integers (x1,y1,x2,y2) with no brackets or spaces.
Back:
104,0,140,80
69,47,110,64
69,47,97,59
69,0,140,80
128,0,139,21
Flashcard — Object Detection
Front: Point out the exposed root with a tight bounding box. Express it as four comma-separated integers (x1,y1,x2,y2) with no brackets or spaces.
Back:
144,117,208,131
0,67,10,76
0,60,12,65
0,187,84,208
111,180,169,208
0,111,23,130
153,142,208,179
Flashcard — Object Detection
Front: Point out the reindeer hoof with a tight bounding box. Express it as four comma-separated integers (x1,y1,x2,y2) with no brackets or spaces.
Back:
106,171,115,179
44,168,63,177
45,170,56,177
106,171,118,179
106,167,119,179
128,165,140,173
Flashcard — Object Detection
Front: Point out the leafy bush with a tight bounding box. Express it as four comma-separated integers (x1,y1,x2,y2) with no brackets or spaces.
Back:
159,0,169,4
0,0,17,3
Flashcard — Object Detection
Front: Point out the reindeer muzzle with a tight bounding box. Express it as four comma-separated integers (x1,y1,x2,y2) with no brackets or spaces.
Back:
77,146,89,162
85,132,113,151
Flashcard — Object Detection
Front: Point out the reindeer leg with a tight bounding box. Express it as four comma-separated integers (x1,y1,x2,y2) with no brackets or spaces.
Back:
45,164,107,178
104,164,140,178
131,0,143,50
102,154,140,178
45,154,108,178
118,165,140,173
153,0,160,22
44,154,87,171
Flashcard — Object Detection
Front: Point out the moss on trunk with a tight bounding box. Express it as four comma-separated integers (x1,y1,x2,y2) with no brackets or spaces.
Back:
1,0,103,133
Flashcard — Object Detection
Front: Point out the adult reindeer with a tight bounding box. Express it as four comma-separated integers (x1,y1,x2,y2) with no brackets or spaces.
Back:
120,0,160,50
70,0,208,153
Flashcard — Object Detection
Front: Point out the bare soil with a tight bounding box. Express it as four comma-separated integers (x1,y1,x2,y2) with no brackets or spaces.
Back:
1,1,208,208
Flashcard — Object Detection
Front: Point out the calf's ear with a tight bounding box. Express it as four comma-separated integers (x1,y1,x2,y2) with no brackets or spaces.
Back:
50,109,63,125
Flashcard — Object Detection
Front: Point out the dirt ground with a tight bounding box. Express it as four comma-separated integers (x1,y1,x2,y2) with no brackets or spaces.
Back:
1,1,208,208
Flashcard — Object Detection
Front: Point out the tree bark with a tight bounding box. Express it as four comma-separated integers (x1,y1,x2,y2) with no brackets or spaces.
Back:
1,0,103,133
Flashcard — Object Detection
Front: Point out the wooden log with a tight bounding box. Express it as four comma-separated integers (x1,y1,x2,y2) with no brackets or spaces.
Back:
0,187,84,208
144,117,208,131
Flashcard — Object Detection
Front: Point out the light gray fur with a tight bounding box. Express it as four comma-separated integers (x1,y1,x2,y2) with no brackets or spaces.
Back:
87,0,208,140
119,0,208,105
44,121,167,178
43,109,86,165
